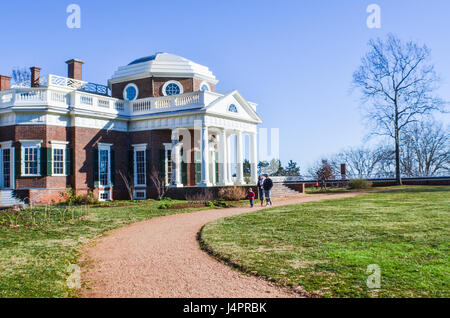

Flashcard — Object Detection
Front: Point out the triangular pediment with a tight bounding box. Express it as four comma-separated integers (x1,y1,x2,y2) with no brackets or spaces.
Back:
204,90,262,123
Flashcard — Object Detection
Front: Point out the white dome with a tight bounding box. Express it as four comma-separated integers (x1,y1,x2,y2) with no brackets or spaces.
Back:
109,53,218,84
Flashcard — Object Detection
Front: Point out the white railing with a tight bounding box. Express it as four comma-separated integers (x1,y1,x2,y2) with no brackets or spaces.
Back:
48,74,109,96
0,87,219,117
130,91,203,114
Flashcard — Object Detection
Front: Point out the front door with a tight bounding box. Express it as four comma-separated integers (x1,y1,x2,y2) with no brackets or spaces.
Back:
0,148,12,189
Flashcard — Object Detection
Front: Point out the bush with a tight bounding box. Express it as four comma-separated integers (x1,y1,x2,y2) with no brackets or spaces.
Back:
59,188,98,205
185,189,214,203
348,179,373,189
218,186,247,201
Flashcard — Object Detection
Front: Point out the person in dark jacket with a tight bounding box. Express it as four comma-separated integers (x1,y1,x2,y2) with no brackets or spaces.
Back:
262,174,273,207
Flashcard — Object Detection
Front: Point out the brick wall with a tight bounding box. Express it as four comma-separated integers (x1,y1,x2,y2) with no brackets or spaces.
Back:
111,76,216,100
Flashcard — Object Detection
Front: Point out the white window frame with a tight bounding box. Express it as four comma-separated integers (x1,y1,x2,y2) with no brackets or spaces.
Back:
50,141,69,177
133,189,147,200
162,80,183,96
132,143,147,187
0,141,14,189
98,143,112,189
20,140,42,177
123,83,139,101
99,190,111,202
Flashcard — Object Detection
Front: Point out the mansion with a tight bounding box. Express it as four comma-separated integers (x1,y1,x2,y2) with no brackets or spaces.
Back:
0,53,262,203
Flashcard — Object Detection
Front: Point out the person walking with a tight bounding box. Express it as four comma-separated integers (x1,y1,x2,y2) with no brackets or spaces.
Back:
258,176,265,206
263,174,273,207
247,188,255,207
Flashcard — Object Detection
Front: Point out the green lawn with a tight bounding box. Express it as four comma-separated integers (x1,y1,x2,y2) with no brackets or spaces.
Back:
0,199,217,298
201,186,450,298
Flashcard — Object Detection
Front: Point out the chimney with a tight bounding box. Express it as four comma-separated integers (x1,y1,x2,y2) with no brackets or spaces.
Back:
0,75,11,91
30,67,41,87
65,59,84,81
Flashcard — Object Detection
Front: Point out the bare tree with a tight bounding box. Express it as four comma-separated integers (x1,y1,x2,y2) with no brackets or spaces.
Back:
309,159,335,190
333,146,395,178
150,167,168,200
11,67,31,87
118,169,134,200
401,121,449,176
353,34,445,185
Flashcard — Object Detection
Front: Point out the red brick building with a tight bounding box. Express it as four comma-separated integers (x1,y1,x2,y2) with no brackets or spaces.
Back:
0,53,262,204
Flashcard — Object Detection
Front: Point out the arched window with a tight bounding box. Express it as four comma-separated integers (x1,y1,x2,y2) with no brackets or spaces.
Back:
228,104,238,113
200,82,210,92
123,83,138,101
163,80,183,96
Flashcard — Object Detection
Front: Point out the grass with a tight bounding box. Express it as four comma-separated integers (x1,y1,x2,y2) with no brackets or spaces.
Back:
0,199,223,298
201,186,450,298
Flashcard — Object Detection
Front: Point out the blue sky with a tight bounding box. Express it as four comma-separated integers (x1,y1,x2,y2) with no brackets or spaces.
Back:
1,0,449,172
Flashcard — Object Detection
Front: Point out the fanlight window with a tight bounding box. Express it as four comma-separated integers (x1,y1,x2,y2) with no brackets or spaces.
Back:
165,83,181,96
228,104,238,113
200,84,210,91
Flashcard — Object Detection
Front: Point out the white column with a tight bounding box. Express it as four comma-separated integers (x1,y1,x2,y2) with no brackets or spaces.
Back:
236,131,245,185
250,132,258,185
170,129,183,188
199,125,211,187
211,149,216,185
219,129,228,186
227,133,232,184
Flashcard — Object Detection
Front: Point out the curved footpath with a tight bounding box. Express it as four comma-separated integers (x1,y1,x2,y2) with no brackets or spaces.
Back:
80,192,363,298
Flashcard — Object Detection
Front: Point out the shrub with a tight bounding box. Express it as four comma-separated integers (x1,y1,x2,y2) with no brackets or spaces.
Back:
348,179,373,189
185,189,215,203
218,186,247,201
59,188,98,205
158,203,170,209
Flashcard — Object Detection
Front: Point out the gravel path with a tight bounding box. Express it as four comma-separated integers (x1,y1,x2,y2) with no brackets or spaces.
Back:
80,192,362,298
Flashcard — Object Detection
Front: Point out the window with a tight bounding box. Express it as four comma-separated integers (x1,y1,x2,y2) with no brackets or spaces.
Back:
200,82,210,92
133,145,147,186
228,104,238,113
134,189,146,200
1,148,11,188
52,148,64,175
162,81,183,96
21,140,42,176
99,149,110,187
99,190,111,201
123,83,139,101
50,141,69,176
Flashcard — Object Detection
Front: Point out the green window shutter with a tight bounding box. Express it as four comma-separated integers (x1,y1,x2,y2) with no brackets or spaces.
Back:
15,146,21,178
159,149,165,178
40,147,47,177
110,150,115,187
128,150,134,177
93,149,99,188
65,148,73,176
182,161,187,186
146,149,151,186
47,148,52,176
